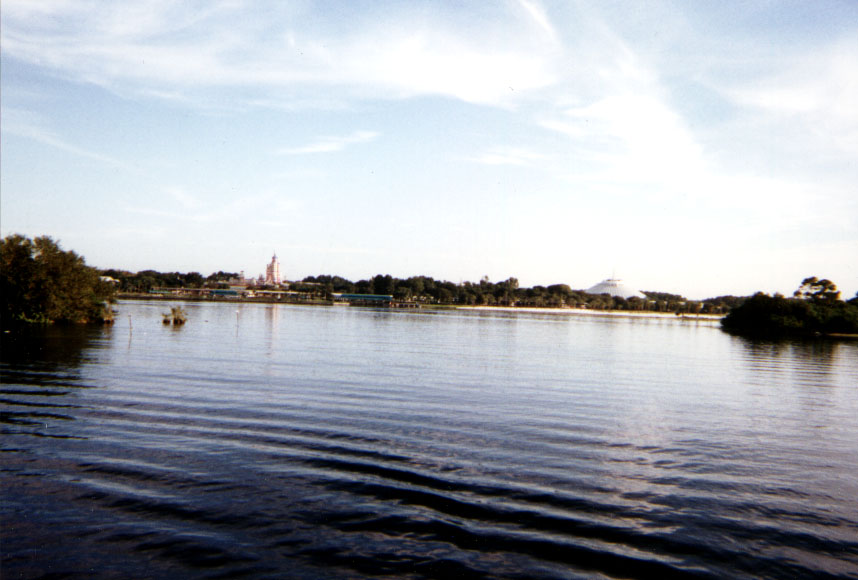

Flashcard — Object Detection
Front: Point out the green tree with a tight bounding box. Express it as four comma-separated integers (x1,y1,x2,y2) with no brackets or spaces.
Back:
393,285,412,301
184,272,205,288
436,287,454,304
354,279,372,294
1,234,116,326
723,278,858,337
406,276,425,297
371,274,394,295
794,276,840,302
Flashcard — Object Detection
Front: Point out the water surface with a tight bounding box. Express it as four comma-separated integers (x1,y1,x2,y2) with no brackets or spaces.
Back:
3,300,857,579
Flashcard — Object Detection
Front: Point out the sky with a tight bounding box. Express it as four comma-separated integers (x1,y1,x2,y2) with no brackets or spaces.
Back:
1,1,856,300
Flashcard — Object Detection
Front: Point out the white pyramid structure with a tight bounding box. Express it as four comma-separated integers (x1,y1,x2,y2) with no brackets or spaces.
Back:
585,278,647,299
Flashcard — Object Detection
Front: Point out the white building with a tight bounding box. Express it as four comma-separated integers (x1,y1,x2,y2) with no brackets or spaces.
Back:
265,253,281,286
586,278,647,299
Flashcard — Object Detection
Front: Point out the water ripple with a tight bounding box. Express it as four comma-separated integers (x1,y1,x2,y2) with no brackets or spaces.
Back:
3,303,857,579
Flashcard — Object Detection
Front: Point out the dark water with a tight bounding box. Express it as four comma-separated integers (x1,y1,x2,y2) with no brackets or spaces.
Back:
2,300,857,579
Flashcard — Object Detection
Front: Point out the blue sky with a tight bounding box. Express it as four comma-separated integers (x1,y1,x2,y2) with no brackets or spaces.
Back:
2,1,856,299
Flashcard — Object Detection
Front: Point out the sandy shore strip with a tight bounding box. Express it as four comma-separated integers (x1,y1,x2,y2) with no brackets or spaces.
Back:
456,305,724,320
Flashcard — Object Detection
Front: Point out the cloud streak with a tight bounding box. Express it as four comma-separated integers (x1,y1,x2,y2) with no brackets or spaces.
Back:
721,39,858,157
2,1,856,297
277,131,379,155
517,0,558,45
2,106,134,169
125,190,296,225
468,147,547,167
0,1,559,107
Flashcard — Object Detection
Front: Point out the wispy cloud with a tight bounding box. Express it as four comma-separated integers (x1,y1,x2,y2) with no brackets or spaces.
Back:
2,106,134,169
283,244,371,255
0,1,559,107
126,189,302,227
560,93,705,183
3,1,856,297
277,131,379,155
516,0,558,45
165,186,202,210
721,39,858,157
468,147,547,166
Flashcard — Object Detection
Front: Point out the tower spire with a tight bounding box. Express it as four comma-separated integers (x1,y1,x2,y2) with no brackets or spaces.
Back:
265,252,281,285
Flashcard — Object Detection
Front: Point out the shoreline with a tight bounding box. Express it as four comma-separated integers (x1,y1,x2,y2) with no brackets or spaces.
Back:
117,294,723,320
117,292,331,306
456,305,724,320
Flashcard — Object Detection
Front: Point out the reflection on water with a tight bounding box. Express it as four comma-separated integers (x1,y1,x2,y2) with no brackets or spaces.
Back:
1,325,106,434
736,335,855,389
264,304,280,357
2,301,858,579
2,324,106,370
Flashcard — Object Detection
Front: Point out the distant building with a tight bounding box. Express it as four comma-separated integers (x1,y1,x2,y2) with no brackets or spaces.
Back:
265,252,281,286
586,278,647,299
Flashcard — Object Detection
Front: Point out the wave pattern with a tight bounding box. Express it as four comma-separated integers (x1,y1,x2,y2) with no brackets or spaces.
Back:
2,303,858,579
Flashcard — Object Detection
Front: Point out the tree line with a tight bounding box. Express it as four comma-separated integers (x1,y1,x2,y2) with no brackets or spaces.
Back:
100,269,239,292
300,274,611,309
285,275,746,313
7,234,855,333
101,267,747,313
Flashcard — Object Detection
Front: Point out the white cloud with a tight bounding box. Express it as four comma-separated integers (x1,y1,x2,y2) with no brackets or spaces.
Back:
284,244,371,256
517,0,558,45
722,40,858,157
125,190,291,225
1,106,133,169
3,1,856,297
342,30,555,105
468,147,547,166
277,131,379,155
165,187,202,210
563,94,704,178
0,1,559,107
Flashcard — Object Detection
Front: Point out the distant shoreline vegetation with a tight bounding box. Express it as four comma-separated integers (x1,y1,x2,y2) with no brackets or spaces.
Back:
1,234,117,327
721,277,858,338
6,234,857,338
102,269,745,315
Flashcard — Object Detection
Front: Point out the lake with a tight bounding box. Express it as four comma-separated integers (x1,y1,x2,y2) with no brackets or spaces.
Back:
2,300,857,579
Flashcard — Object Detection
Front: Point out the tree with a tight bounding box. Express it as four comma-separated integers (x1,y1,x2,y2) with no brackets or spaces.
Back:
1,234,116,326
393,285,412,301
371,274,394,295
207,271,239,284
406,276,425,297
722,278,858,337
436,287,453,304
794,276,840,302
184,272,205,288
354,279,372,294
